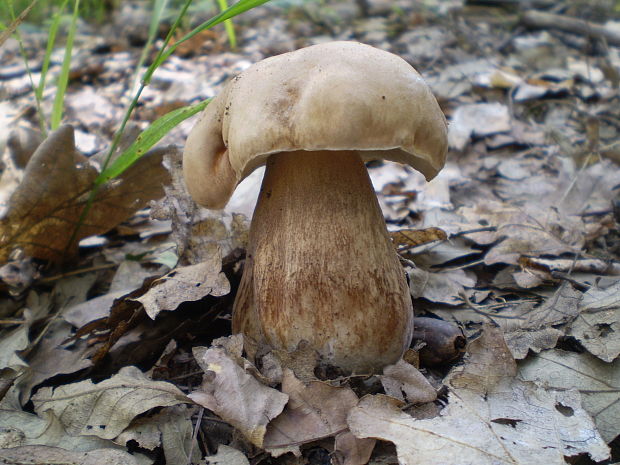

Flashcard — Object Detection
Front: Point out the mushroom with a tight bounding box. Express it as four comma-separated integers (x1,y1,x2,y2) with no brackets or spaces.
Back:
183,41,447,373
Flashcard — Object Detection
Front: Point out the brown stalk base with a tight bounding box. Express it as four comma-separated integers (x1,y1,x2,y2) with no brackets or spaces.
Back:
232,150,413,374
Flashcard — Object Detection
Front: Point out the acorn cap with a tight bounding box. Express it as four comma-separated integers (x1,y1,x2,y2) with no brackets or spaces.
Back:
183,41,448,209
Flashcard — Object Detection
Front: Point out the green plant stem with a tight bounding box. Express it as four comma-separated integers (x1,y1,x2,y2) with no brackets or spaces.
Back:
216,0,237,49
37,0,68,103
50,0,80,130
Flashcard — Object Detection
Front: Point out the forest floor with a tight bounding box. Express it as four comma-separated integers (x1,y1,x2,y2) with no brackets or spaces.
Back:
0,0,619,464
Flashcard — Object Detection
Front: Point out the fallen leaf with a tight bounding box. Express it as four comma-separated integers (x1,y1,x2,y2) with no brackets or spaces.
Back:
448,103,511,150
17,321,92,402
0,125,171,263
390,227,447,249
408,265,475,305
0,408,129,453
519,349,620,443
32,365,190,440
189,345,288,448
334,431,376,465
504,327,563,359
458,201,584,265
348,327,610,464
379,360,436,404
568,279,620,362
135,252,230,320
0,445,143,465
263,369,359,454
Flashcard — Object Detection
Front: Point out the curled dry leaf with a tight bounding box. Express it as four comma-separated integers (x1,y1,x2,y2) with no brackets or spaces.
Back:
32,365,190,440
263,369,359,455
189,345,288,448
134,250,230,320
0,125,171,263
379,359,436,404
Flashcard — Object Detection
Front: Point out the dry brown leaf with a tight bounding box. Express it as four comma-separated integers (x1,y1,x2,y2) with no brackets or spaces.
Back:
348,326,610,464
32,365,189,440
189,345,288,448
0,445,142,465
519,349,620,443
0,408,126,453
448,325,517,393
568,279,620,362
134,252,230,320
525,282,581,328
408,265,475,305
379,360,436,404
333,431,376,465
390,227,447,249
204,444,250,465
448,102,511,150
0,125,170,263
458,201,584,265
263,369,359,454
504,327,563,359
17,321,92,402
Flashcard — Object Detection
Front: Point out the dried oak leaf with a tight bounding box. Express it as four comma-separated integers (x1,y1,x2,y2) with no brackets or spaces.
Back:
0,407,125,453
568,279,620,362
379,359,437,404
263,368,360,456
519,349,620,443
0,125,170,263
189,345,288,448
504,283,582,359
348,326,610,464
0,445,141,465
458,201,584,265
134,251,230,320
390,227,447,249
32,365,190,440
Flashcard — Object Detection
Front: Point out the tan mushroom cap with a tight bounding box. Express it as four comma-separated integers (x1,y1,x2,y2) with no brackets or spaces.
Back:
183,41,448,209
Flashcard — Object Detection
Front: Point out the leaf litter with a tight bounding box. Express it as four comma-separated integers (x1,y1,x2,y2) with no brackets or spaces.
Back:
0,0,620,463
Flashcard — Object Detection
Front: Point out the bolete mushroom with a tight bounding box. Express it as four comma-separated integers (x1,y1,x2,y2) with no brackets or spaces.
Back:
183,41,447,373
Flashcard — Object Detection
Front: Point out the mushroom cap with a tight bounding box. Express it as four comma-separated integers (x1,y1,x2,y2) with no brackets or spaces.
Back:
183,41,448,209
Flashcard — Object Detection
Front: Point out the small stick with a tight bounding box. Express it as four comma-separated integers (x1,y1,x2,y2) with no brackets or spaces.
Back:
521,10,620,46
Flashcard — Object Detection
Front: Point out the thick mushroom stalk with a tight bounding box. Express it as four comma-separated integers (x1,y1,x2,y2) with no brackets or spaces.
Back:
233,150,413,373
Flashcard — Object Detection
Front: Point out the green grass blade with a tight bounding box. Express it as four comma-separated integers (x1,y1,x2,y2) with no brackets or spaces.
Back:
37,0,69,102
216,0,237,49
95,98,211,186
147,0,270,82
50,0,80,130
7,0,47,134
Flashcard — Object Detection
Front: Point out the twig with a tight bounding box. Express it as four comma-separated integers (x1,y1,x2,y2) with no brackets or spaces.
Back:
521,10,620,46
187,407,204,465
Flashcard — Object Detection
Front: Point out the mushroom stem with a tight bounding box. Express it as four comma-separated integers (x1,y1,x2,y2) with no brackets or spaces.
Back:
232,150,413,373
